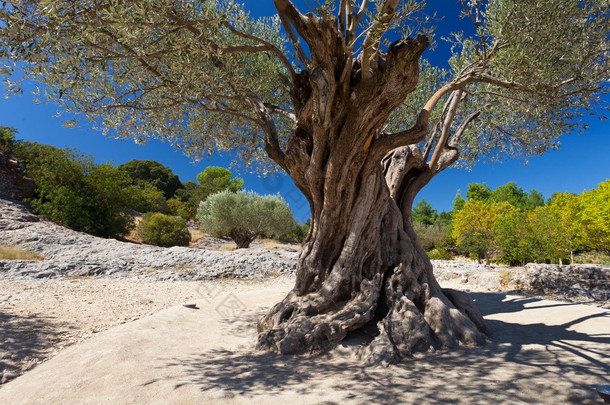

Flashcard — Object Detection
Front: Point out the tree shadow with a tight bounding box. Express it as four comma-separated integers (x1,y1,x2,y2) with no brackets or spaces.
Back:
152,291,610,404
0,309,68,382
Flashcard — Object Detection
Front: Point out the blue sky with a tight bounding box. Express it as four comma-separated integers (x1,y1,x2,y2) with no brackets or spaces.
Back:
0,1,608,223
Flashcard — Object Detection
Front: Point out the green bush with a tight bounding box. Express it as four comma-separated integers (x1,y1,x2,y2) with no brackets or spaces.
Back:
123,183,168,214
10,140,134,238
197,190,294,249
137,213,191,247
427,248,453,261
166,198,197,221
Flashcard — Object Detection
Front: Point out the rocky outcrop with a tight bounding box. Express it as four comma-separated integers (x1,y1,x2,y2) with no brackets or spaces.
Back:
513,263,610,302
0,198,297,281
0,152,35,200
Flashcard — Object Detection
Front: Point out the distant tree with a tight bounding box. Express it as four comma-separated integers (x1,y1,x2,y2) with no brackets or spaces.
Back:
495,209,530,265
490,182,527,209
116,159,183,200
174,180,197,203
466,183,492,203
580,180,610,253
411,199,437,225
197,190,294,249
545,192,588,263
524,189,546,211
12,141,134,237
453,201,513,263
166,198,197,221
0,126,17,153
124,183,168,214
193,166,244,203
452,190,466,214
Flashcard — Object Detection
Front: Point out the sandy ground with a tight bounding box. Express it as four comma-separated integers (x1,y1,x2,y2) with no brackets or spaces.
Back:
0,277,609,404
0,277,264,381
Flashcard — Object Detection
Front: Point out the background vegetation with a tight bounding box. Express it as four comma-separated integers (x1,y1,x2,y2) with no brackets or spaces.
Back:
413,180,610,265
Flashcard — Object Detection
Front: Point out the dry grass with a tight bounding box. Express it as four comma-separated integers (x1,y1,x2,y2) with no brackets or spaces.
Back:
220,243,237,251
0,244,43,261
189,229,205,245
258,238,299,250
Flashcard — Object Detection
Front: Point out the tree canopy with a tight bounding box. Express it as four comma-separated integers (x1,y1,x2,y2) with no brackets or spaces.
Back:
0,0,607,174
197,190,294,248
116,159,183,200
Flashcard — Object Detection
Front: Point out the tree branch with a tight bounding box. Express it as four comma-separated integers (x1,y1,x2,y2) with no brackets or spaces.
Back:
361,0,399,81
277,7,310,67
428,90,463,170
245,89,288,171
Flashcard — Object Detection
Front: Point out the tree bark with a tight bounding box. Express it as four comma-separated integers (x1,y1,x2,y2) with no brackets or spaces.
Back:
257,148,488,364
230,230,257,249
255,8,487,364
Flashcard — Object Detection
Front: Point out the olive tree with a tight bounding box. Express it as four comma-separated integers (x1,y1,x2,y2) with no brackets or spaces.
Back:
1,0,608,363
197,190,294,248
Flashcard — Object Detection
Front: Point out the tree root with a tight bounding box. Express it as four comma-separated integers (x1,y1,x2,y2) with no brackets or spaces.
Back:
257,270,489,364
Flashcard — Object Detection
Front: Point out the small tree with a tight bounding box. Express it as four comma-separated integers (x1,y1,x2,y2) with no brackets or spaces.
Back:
197,190,294,249
137,212,191,247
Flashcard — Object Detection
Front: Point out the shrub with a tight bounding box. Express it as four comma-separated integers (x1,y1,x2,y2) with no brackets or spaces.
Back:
427,248,453,261
166,198,197,221
413,221,452,252
137,213,191,247
11,141,134,238
123,183,168,214
197,190,294,249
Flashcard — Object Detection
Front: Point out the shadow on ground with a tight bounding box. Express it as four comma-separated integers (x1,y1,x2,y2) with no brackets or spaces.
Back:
157,292,610,404
0,309,68,380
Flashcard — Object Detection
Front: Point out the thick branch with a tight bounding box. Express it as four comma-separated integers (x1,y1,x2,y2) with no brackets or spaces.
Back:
245,89,288,171
273,0,311,42
277,10,310,68
361,0,399,81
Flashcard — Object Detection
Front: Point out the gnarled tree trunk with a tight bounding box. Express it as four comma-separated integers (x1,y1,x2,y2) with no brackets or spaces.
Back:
257,144,488,363
254,4,488,364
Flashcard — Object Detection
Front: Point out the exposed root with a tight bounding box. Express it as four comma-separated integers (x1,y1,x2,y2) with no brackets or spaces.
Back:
257,276,383,354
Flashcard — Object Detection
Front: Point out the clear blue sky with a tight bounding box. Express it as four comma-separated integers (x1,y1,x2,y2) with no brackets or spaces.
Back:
0,1,607,223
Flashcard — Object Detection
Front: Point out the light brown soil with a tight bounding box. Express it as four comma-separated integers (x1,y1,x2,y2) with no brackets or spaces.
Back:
0,278,203,381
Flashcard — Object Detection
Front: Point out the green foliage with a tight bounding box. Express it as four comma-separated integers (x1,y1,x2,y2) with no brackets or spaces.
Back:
11,141,134,237
491,182,527,209
197,190,294,248
452,200,514,262
137,213,191,247
525,189,546,211
412,199,437,226
287,219,311,243
0,126,17,153
116,159,183,200
452,190,466,214
0,0,291,173
580,180,610,253
466,183,492,203
123,183,168,214
413,221,452,252
462,182,545,211
426,248,453,261
193,166,244,204
166,198,197,221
